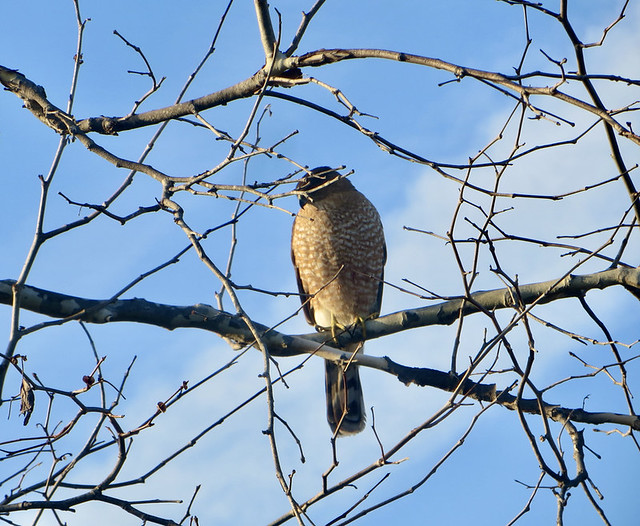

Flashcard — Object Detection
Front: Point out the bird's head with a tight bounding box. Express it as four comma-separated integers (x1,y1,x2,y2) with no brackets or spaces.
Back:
296,167,355,206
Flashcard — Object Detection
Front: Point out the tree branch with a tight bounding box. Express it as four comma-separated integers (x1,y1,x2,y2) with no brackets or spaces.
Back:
285,48,640,147
0,64,271,136
1,266,638,433
1,267,638,351
254,0,279,62
6,44,639,148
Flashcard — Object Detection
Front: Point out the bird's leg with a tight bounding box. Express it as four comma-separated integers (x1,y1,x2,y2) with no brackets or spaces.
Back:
328,315,368,367
338,316,367,372
329,315,362,370
329,313,346,344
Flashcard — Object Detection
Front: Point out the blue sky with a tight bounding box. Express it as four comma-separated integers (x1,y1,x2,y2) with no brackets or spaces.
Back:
1,1,639,525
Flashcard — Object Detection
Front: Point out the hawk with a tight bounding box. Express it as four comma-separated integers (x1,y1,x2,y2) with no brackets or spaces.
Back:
291,167,386,436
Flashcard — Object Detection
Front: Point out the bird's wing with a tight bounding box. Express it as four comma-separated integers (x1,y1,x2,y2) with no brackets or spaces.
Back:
291,240,317,327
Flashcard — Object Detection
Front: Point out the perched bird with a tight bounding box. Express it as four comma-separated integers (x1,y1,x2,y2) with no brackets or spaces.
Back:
291,167,386,436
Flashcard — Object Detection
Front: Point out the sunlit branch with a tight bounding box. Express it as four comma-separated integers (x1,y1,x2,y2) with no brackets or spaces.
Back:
1,266,638,352
285,48,640,147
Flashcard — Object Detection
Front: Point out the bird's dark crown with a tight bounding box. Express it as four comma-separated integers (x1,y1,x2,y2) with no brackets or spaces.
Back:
296,167,354,206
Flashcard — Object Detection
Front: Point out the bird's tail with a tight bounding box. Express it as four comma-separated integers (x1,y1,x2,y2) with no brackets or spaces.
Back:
325,342,366,436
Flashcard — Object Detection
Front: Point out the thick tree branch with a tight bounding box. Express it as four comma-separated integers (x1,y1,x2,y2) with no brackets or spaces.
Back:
0,64,272,136
1,266,638,431
0,66,77,135
1,273,637,434
5,45,639,148
1,267,638,351
254,0,279,62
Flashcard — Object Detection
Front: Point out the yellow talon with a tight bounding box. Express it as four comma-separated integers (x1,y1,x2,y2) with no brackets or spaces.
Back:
330,313,344,343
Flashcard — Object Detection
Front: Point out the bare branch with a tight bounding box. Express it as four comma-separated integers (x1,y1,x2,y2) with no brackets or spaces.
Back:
1,266,638,353
254,0,279,62
284,0,326,57
285,48,640,146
